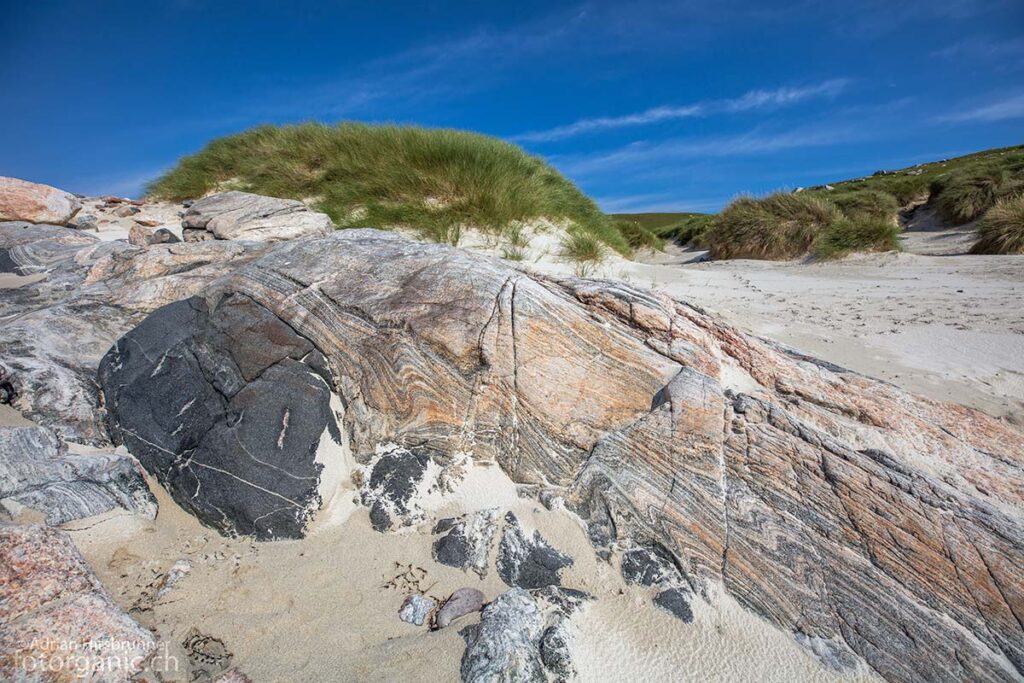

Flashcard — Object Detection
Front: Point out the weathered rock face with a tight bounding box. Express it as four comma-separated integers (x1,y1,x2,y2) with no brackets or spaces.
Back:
0,177,81,225
0,426,156,524
0,224,269,443
8,225,1024,682
98,295,339,540
0,524,155,682
181,191,334,242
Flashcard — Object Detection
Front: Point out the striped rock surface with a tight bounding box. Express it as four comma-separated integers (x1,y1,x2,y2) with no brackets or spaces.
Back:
3,221,1021,682
97,229,1024,682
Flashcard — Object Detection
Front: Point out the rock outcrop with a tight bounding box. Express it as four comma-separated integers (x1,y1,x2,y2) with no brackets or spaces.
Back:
181,191,334,242
4,223,1023,682
0,426,156,525
0,177,81,225
432,509,499,578
0,223,269,443
0,524,155,681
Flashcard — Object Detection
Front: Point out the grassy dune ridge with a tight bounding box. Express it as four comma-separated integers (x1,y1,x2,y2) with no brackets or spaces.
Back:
639,145,1024,260
148,122,630,255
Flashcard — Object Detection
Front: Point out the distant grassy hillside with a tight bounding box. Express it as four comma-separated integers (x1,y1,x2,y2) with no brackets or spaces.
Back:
609,212,715,248
148,122,630,255
703,144,1024,260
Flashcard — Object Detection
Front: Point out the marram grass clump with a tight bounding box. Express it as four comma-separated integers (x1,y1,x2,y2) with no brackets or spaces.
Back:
814,216,901,259
148,122,630,254
705,192,901,261
971,195,1024,255
931,165,1024,225
705,193,842,260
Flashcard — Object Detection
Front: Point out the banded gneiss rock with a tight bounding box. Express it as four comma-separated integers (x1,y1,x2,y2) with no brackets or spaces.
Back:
5,215,1022,682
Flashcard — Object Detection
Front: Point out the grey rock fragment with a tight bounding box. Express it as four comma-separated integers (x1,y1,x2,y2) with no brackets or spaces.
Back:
435,587,486,629
399,594,437,626
183,227,213,242
653,587,693,623
360,446,431,531
620,543,684,587
0,425,156,524
497,512,573,589
182,191,333,242
432,508,499,577
460,588,546,683
540,618,574,679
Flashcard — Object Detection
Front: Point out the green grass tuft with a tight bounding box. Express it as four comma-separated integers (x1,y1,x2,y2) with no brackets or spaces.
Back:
814,216,901,259
931,159,1024,225
971,195,1024,254
705,193,842,260
608,212,714,247
148,122,630,255
560,231,606,276
825,189,900,220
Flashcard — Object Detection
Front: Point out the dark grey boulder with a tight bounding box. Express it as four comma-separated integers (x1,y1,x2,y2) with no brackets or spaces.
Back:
459,587,587,683
539,619,574,679
460,589,546,683
496,512,573,589
98,294,339,540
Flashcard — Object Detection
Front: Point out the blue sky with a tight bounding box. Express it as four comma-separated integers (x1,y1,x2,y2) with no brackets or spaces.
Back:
1,0,1022,212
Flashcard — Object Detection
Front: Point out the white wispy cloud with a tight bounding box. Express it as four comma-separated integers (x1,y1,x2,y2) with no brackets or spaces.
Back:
936,93,1024,123
512,79,851,142
933,36,1024,61
558,123,862,176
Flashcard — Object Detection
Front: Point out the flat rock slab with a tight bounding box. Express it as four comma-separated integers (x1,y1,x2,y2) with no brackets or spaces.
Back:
181,191,333,242
0,177,81,225
0,524,155,681
0,425,156,524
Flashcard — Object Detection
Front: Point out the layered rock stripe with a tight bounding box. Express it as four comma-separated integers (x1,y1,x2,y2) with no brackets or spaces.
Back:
2,220,1022,682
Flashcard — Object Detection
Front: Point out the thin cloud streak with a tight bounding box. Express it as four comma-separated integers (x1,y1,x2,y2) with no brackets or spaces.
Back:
558,123,864,177
936,93,1024,123
512,79,850,142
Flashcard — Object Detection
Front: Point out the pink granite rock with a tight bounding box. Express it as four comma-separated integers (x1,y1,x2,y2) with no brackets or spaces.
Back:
0,524,155,682
0,177,81,225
